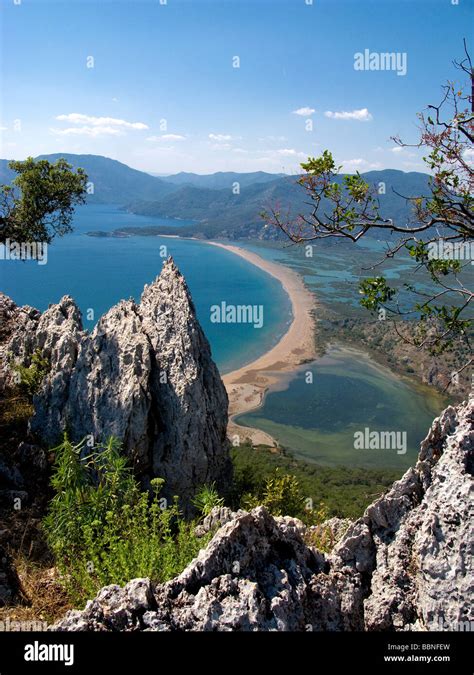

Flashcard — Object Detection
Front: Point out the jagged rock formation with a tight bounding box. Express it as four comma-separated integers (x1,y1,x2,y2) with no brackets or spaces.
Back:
2,259,232,508
361,398,473,631
53,398,473,632
53,507,326,632
0,293,40,393
193,505,247,537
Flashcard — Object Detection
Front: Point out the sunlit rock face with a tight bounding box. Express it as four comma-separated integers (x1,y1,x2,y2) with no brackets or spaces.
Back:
4,259,232,511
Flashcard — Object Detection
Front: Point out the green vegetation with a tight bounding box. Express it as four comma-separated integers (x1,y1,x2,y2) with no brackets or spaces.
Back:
10,349,49,397
265,49,473,375
192,482,225,516
231,443,400,520
44,436,209,606
242,470,308,516
241,469,328,526
42,434,395,607
0,157,87,244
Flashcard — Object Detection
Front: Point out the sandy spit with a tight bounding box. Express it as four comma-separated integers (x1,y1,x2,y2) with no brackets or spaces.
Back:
207,242,318,447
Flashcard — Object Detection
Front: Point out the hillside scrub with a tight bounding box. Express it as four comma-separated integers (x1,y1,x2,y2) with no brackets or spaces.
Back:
43,436,210,606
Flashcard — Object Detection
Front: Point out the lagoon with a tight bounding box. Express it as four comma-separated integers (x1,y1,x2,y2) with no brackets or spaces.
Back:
0,205,449,471
236,344,447,470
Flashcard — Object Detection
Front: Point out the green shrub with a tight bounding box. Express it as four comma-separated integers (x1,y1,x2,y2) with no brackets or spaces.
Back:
241,468,326,526
43,436,208,606
10,349,49,396
243,469,305,516
192,482,225,517
231,443,400,520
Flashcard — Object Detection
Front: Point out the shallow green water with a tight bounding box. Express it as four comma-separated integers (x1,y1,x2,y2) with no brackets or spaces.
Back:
236,344,447,470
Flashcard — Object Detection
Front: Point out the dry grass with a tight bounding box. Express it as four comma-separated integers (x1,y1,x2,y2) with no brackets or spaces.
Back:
0,388,70,628
0,555,72,628
304,524,336,554
0,392,33,429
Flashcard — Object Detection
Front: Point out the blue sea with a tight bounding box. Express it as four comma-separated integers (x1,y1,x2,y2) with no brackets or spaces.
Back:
0,204,292,374
1,204,448,470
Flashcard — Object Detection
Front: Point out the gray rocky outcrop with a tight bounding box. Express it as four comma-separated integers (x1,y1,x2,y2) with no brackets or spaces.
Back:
193,505,247,537
361,398,473,631
0,293,40,393
2,259,232,509
53,507,327,632
52,398,473,632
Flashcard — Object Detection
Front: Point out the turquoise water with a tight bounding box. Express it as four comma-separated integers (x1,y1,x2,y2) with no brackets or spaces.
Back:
1,211,450,471
0,204,292,374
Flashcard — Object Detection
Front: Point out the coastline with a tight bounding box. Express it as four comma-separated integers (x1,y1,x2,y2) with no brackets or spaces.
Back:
207,241,318,447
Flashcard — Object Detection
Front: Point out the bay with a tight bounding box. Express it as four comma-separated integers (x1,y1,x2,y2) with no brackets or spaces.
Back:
0,204,292,374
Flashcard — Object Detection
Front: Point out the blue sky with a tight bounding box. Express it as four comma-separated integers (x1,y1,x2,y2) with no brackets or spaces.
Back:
0,0,472,174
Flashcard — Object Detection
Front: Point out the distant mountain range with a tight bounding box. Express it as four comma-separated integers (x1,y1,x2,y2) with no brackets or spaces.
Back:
0,153,432,240
0,154,177,205
159,170,286,190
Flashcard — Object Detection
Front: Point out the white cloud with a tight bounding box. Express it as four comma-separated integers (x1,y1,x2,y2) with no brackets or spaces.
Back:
50,126,123,137
390,146,416,158
463,148,474,162
292,106,315,117
341,158,381,170
209,133,233,142
55,113,148,130
324,108,373,121
0,126,7,131
342,158,366,167
233,148,248,153
277,148,306,158
402,161,425,169
148,145,175,152
147,134,186,142
210,143,232,151
258,135,287,142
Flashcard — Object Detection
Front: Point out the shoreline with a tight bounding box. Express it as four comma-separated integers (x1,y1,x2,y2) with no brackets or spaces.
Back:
207,241,318,447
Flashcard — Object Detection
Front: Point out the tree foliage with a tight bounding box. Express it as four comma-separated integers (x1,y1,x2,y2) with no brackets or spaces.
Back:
0,157,88,244
264,46,473,383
